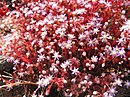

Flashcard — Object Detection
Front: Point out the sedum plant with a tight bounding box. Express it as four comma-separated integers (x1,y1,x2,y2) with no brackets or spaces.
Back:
0,0,130,97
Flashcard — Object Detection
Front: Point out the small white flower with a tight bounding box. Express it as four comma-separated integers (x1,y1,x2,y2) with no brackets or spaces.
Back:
13,59,20,64
68,34,75,40
71,67,79,75
37,48,44,54
118,48,126,58
71,78,76,83
93,38,99,45
88,39,94,46
122,10,126,14
108,87,117,96
82,52,86,56
87,21,95,27
77,0,85,4
100,31,112,42
99,0,111,7
91,64,95,69
61,60,70,68
113,78,122,86
52,52,62,60
124,80,130,88
37,76,52,87
18,72,24,77
105,1,112,7
23,7,29,13
99,0,106,4
49,49,55,54
37,54,45,62
110,47,119,57
103,92,109,97
57,14,67,22
62,40,72,49
91,17,98,21
85,3,92,8
117,37,126,45
96,22,102,27
93,28,99,34
55,27,66,34
6,83,13,91
61,63,67,69
86,63,90,67
72,8,86,15
32,6,40,11
85,31,90,36
93,91,99,95
91,56,98,63
59,31,66,37
120,20,130,31
78,33,86,40
111,72,118,79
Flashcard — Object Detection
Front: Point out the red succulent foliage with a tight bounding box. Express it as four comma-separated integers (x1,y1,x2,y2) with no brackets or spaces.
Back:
0,2,8,16
0,0,130,97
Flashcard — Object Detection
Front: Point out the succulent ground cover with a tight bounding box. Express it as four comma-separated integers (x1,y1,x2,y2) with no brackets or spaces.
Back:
0,0,130,97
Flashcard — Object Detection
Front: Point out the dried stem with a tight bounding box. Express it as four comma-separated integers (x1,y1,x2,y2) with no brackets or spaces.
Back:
0,81,38,89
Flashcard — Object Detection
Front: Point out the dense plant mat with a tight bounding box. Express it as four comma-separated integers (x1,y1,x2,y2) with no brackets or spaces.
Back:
0,0,130,97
